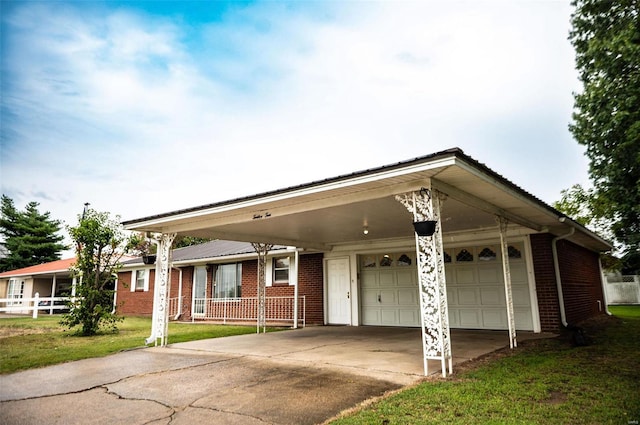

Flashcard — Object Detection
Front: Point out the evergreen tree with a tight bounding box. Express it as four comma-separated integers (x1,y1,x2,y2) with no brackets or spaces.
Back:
0,195,66,271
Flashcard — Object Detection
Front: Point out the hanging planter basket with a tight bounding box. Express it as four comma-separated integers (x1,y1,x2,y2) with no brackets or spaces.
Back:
413,220,437,237
142,255,156,265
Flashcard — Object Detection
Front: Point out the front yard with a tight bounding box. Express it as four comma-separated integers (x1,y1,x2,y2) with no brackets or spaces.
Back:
0,316,265,374
330,305,640,425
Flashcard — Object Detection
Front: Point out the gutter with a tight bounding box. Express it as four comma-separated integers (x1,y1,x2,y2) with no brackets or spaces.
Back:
552,217,575,327
173,267,183,320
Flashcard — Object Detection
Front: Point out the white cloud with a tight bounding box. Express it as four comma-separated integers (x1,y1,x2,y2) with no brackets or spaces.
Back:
1,0,589,248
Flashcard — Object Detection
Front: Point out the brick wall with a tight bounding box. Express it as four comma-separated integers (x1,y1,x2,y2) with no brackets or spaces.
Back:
557,239,604,325
117,253,325,325
116,268,155,316
241,253,324,324
530,233,605,331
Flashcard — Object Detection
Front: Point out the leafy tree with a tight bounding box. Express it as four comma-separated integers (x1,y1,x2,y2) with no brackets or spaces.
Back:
568,0,640,254
173,235,211,249
0,195,66,271
61,208,137,336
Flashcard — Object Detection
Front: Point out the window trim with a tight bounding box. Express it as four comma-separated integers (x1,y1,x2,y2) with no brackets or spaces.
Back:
131,269,150,292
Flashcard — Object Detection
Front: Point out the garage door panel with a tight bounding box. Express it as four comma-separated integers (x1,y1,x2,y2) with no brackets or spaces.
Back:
379,271,395,286
381,310,397,325
482,310,507,328
478,266,500,284
361,272,379,288
362,309,380,324
459,310,480,327
361,289,380,306
457,288,478,305
396,270,415,285
379,290,396,305
510,264,527,283
399,309,420,326
480,287,503,306
512,287,531,306
456,268,476,284
515,309,533,329
398,288,418,305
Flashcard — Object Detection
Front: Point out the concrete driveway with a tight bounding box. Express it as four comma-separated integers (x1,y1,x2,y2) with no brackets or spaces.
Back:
0,326,552,425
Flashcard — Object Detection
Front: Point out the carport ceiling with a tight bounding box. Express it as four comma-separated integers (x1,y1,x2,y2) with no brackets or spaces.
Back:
123,149,611,252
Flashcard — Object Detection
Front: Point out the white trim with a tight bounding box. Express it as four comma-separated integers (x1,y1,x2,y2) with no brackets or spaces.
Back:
524,235,542,332
131,269,150,292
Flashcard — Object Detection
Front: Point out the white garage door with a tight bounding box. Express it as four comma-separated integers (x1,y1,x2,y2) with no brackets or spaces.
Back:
359,243,534,330
360,252,421,326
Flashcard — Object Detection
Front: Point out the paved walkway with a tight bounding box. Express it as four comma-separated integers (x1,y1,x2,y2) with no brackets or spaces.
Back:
0,327,554,425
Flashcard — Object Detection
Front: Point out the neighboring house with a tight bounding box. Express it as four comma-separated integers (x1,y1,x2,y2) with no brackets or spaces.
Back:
116,240,323,326
0,258,76,314
122,148,611,342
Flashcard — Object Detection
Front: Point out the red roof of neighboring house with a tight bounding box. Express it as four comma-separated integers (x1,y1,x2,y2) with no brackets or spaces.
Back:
0,258,77,278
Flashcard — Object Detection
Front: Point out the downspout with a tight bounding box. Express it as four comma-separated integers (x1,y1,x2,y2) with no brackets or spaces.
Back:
173,267,183,320
112,274,118,314
293,249,299,329
598,257,613,316
552,218,574,327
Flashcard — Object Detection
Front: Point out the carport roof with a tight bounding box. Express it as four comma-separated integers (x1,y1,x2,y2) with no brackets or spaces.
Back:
122,148,612,253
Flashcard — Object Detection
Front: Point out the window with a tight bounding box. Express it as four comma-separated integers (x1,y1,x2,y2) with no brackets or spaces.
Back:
478,247,497,261
131,269,149,292
214,263,242,298
7,279,24,306
273,256,290,283
193,266,207,315
456,248,474,262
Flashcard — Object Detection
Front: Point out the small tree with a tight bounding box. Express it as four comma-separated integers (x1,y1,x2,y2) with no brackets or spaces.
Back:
62,208,137,336
0,195,67,271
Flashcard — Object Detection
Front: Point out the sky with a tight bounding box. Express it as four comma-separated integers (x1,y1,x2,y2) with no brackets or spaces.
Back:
1,0,590,251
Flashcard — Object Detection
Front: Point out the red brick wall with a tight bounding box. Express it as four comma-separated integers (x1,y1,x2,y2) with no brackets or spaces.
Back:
530,234,561,331
116,254,325,325
530,233,605,332
116,268,155,316
556,239,605,325
241,254,325,324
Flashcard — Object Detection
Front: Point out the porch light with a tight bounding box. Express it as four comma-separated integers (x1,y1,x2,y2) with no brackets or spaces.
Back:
413,220,437,237
363,227,369,235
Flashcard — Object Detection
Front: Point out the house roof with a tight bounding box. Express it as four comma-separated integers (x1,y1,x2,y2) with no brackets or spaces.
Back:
0,258,76,278
122,240,289,267
122,148,612,253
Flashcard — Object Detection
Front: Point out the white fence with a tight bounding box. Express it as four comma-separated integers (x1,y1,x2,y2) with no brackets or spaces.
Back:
0,293,70,318
606,275,640,305
188,296,306,327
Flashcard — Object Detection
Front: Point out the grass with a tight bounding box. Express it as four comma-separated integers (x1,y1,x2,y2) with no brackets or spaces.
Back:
330,305,640,425
0,315,270,374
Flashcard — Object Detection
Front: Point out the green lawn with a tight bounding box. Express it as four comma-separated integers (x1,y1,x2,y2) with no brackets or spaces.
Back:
0,315,270,374
330,305,640,425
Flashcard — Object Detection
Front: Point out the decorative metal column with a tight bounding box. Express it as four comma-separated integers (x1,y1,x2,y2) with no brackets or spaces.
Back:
252,243,273,334
497,217,517,348
396,185,452,377
146,232,176,347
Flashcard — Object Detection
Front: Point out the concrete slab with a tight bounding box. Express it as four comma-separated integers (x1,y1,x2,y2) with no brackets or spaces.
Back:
0,326,555,425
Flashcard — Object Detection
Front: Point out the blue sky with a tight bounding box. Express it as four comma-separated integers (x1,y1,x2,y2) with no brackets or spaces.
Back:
1,0,589,248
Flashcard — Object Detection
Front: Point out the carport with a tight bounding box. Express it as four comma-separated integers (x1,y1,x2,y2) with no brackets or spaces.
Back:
122,148,609,377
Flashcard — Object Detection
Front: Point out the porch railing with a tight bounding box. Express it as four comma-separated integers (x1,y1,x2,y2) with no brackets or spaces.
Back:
0,293,71,318
188,296,306,327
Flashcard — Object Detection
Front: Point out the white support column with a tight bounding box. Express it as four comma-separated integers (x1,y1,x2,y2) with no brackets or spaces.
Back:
497,217,517,349
146,232,176,347
293,249,299,329
396,184,452,377
50,274,57,315
252,243,273,334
